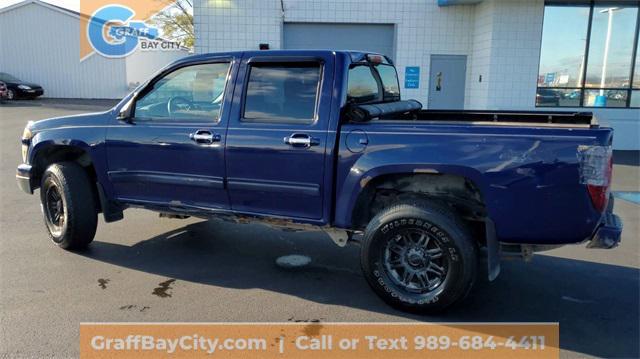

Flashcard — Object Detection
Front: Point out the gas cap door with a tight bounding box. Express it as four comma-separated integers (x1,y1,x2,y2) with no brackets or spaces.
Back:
345,129,369,153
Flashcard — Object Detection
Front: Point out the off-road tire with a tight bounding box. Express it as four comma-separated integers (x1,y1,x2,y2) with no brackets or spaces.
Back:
40,162,97,250
361,201,477,314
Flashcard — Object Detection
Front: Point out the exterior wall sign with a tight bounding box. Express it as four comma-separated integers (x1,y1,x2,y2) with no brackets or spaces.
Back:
404,66,420,89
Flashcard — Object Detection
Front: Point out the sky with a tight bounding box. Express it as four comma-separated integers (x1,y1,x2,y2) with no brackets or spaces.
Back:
0,0,78,11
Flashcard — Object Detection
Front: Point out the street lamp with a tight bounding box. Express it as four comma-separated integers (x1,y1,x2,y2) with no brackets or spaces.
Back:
595,7,620,106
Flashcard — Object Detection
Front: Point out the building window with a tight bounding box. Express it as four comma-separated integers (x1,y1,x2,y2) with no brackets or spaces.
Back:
537,1,640,108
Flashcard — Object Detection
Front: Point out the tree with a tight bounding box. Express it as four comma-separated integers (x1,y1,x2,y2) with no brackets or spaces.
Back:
151,0,194,49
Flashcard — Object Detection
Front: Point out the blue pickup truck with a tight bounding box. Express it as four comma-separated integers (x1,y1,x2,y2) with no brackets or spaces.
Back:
16,50,622,313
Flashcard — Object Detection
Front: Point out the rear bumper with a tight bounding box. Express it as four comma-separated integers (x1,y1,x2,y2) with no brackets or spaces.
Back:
587,210,623,249
16,164,34,194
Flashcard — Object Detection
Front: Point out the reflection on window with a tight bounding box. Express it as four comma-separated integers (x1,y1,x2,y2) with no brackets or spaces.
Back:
584,90,628,108
348,66,379,103
537,3,640,108
536,88,582,107
635,37,640,88
585,6,636,88
631,91,640,107
376,64,401,101
135,63,230,121
538,6,590,88
243,64,320,123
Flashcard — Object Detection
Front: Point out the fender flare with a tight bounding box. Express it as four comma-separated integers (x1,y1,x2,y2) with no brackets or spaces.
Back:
334,163,491,228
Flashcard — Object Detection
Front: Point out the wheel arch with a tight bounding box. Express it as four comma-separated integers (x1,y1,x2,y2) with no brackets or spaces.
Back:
336,164,490,229
30,142,97,189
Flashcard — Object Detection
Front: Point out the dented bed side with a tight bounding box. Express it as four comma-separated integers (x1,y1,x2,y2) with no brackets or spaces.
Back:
334,120,614,245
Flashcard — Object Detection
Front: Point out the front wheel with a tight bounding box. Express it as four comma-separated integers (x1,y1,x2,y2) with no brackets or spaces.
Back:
361,202,477,314
40,162,98,250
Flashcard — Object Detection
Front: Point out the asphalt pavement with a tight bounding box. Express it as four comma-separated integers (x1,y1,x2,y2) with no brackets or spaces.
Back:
0,99,638,358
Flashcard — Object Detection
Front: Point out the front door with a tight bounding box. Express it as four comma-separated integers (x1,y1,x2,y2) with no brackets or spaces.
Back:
224,53,335,220
428,55,467,109
105,58,237,210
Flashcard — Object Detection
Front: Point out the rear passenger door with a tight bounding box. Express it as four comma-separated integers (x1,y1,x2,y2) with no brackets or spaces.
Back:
225,54,334,220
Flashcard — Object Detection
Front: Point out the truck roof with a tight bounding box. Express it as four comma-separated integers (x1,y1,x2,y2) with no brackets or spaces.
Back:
178,50,390,64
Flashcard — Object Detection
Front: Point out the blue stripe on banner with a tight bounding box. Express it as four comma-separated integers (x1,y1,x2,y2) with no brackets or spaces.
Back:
613,191,640,205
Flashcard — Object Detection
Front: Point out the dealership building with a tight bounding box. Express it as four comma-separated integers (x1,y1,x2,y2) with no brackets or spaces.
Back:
194,0,640,149
0,0,190,99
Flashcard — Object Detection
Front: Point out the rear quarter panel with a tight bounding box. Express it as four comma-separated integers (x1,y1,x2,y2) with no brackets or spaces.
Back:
335,121,613,244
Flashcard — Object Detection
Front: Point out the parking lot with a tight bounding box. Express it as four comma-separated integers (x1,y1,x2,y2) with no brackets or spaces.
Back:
0,99,638,358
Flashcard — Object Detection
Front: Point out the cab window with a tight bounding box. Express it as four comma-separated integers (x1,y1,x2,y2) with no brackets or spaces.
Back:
347,63,401,104
134,62,230,122
243,63,321,123
377,64,400,101
347,66,379,103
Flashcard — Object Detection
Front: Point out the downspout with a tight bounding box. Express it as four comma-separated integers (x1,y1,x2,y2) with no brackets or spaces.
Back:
280,0,285,49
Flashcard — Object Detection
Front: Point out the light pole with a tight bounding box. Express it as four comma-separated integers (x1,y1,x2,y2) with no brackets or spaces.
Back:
577,38,586,87
596,7,620,106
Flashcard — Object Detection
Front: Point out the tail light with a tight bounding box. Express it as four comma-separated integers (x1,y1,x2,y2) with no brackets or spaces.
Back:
578,145,613,213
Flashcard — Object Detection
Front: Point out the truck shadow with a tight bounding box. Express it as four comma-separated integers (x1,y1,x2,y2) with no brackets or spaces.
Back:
80,219,638,358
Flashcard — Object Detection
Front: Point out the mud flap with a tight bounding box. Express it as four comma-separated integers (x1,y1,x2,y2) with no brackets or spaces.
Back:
96,182,124,223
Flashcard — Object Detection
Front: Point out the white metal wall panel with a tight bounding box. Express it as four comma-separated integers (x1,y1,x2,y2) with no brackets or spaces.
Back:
125,48,189,90
0,3,127,98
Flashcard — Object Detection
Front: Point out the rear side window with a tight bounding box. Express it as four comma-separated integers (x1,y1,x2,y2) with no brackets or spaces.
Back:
377,65,400,101
243,63,321,123
347,63,400,104
347,66,379,103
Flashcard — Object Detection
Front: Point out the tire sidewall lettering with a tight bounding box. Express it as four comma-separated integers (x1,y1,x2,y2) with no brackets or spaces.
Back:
372,217,460,305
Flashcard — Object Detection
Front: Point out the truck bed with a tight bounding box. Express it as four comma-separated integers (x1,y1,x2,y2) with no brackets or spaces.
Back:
349,100,595,127
415,110,594,126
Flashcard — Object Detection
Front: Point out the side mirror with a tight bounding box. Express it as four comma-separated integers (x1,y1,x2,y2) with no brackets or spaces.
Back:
117,95,135,122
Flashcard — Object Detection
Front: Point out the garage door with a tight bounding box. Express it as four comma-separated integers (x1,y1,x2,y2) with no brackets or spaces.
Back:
283,23,395,60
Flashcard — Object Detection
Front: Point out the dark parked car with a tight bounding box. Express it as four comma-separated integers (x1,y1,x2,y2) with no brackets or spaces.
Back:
536,88,561,106
564,90,581,100
0,72,44,100
0,81,8,101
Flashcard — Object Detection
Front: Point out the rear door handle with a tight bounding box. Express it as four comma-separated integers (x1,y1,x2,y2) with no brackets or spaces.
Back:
190,130,220,144
284,133,319,148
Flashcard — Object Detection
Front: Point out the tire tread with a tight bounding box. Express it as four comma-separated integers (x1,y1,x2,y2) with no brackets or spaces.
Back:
360,200,477,314
41,162,97,250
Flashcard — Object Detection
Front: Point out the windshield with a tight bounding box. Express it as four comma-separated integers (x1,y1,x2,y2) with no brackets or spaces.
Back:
347,63,400,104
0,72,20,82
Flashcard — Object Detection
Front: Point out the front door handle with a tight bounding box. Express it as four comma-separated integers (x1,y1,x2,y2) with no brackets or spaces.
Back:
190,130,220,144
284,133,319,148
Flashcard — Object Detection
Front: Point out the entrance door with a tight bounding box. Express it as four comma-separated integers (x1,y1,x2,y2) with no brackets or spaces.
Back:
428,55,467,109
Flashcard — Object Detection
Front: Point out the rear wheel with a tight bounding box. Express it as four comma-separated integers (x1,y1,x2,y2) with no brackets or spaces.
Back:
361,201,477,314
40,162,98,250
7,89,14,100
